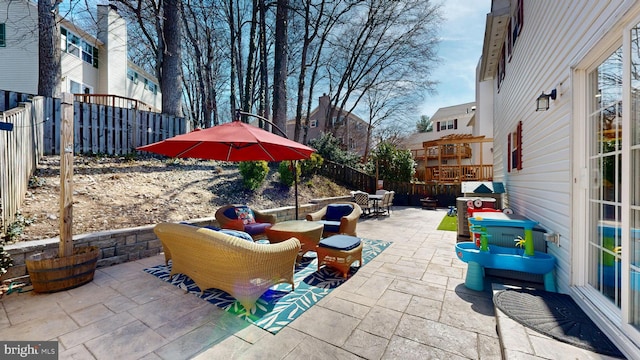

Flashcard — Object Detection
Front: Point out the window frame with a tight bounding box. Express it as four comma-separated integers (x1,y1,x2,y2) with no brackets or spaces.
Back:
508,121,523,172
69,79,93,94
61,27,99,68
0,23,6,47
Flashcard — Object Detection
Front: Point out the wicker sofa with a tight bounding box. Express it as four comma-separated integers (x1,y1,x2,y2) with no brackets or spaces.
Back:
153,223,301,313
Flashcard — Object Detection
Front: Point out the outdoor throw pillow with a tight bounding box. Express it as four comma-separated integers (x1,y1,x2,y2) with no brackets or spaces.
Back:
234,206,256,224
325,204,353,221
218,229,254,242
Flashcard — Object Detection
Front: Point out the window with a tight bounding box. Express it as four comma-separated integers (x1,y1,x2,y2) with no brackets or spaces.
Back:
498,46,506,90
437,119,458,131
127,68,139,84
309,119,317,128
144,78,157,94
61,27,98,68
513,0,524,44
508,121,522,172
0,23,6,47
69,80,92,94
507,19,513,59
349,138,356,150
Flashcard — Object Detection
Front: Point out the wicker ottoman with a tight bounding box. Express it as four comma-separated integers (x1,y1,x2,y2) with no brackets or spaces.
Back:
316,235,363,278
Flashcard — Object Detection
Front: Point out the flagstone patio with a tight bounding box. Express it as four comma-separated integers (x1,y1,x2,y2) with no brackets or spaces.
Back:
0,207,622,359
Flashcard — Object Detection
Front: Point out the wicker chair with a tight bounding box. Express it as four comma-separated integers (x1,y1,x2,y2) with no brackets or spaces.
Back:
215,204,277,240
306,202,362,237
353,191,372,216
379,191,394,216
153,223,300,314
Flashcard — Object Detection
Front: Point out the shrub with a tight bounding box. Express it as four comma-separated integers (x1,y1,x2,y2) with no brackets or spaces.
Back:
278,161,301,187
308,132,360,167
239,161,269,190
369,141,415,183
301,153,324,177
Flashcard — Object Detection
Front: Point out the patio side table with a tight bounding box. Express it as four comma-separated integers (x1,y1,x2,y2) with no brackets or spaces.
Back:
265,220,324,256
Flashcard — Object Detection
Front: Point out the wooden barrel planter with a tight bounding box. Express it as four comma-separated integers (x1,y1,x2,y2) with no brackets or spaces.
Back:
25,246,99,293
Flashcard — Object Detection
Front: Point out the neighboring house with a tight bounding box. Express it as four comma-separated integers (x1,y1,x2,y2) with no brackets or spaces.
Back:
403,102,493,183
478,0,640,356
0,2,161,111
286,94,369,157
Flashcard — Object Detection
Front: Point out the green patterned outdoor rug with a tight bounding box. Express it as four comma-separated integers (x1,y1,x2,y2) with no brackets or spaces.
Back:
144,238,391,334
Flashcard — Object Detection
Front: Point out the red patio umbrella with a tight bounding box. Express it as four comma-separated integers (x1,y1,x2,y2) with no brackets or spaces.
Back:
136,119,316,218
137,120,315,161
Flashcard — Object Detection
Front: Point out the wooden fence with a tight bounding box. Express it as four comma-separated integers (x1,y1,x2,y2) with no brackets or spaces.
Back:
320,160,462,206
0,90,32,112
43,101,187,155
0,90,186,229
0,97,47,230
320,161,377,193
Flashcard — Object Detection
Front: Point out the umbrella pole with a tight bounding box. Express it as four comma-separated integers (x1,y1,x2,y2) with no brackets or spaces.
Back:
293,160,299,220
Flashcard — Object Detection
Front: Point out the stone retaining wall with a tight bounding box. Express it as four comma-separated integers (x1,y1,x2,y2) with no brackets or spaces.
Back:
1,196,351,282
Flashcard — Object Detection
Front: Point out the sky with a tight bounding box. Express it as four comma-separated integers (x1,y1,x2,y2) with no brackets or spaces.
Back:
419,0,492,118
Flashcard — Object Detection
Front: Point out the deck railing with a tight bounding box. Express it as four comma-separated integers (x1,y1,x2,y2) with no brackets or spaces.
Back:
425,164,493,183
425,143,472,159
74,94,157,113
319,160,461,205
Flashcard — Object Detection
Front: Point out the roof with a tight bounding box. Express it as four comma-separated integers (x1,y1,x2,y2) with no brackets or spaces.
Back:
402,132,435,150
423,134,484,146
430,102,476,121
401,102,477,150
286,99,369,127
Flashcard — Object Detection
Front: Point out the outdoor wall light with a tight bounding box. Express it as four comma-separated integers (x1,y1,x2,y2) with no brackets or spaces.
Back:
536,89,557,111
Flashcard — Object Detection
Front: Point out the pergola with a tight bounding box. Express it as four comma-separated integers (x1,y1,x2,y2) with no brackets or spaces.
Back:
420,134,493,184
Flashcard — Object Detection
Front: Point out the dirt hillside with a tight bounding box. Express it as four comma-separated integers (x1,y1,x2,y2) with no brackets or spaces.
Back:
12,155,352,242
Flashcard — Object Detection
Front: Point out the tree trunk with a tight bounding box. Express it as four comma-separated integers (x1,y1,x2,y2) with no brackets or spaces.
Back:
272,0,288,134
161,0,183,117
294,1,312,143
258,0,270,129
242,0,259,122
228,0,238,117
38,0,61,98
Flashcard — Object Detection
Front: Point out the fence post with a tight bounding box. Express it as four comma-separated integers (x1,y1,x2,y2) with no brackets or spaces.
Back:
59,93,74,257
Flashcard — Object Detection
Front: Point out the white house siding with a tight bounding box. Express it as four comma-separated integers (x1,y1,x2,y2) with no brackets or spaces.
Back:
60,53,99,93
488,0,630,295
475,62,494,166
126,76,162,111
97,5,127,97
0,0,38,94
0,1,161,111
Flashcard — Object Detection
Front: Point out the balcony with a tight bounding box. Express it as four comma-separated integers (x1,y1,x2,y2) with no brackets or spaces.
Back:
425,164,493,183
425,143,472,159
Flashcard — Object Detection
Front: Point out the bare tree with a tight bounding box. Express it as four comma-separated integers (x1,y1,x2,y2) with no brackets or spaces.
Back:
38,0,61,97
241,0,259,119
181,1,224,127
257,0,271,126
272,0,288,132
323,0,441,149
113,0,183,116
162,0,184,116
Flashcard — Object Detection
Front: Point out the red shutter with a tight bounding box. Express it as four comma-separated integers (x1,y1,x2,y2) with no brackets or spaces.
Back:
507,133,512,172
517,121,523,170
454,119,458,129
436,122,440,131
